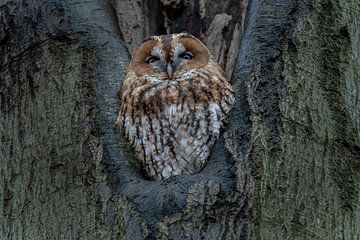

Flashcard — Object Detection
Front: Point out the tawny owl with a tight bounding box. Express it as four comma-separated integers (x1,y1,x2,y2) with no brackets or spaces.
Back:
116,33,234,180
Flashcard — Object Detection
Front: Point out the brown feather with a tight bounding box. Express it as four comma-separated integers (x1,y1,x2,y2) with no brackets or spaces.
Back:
116,33,234,180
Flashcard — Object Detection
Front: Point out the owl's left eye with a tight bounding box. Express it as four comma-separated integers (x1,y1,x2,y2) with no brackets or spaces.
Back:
146,56,160,64
179,52,193,60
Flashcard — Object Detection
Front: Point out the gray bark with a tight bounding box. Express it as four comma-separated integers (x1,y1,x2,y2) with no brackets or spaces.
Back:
0,0,128,238
0,0,359,239
236,0,360,239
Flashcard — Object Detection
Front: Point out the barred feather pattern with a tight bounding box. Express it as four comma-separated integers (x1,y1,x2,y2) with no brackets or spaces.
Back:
116,34,234,180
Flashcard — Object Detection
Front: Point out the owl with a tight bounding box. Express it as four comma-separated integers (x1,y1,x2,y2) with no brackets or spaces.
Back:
116,33,234,180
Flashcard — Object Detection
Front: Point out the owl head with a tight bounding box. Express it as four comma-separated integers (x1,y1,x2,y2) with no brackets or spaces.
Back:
128,33,211,80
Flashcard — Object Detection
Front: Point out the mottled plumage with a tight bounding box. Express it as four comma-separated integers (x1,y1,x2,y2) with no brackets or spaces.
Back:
116,33,234,180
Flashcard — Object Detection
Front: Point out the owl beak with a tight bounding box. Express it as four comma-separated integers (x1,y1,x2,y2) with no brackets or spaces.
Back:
167,63,173,78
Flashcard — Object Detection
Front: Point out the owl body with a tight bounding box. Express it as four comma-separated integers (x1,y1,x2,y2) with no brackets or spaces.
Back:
117,33,234,180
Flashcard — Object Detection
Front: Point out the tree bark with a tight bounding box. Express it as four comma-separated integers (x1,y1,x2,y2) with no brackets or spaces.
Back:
0,0,359,239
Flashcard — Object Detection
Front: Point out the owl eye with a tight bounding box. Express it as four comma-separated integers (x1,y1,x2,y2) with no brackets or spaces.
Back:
179,52,193,60
146,56,160,64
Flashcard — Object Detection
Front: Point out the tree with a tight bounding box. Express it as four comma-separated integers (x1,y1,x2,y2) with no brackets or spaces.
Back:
0,0,359,239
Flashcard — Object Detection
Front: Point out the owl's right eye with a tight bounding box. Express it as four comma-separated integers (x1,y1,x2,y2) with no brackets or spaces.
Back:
146,56,160,64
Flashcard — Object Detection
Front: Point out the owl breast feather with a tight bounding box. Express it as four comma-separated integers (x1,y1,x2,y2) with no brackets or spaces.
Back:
118,69,234,180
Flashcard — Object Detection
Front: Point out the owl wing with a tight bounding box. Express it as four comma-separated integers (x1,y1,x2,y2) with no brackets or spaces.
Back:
115,71,137,134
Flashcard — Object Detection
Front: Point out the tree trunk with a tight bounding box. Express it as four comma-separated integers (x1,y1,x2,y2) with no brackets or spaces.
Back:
0,0,359,239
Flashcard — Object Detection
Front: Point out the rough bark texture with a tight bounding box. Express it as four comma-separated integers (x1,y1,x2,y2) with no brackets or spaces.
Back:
236,0,360,239
0,0,359,240
0,0,129,238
